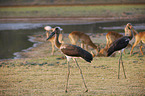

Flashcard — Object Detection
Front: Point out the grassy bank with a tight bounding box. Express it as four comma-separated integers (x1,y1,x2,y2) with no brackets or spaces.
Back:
0,5,145,19
0,33,144,95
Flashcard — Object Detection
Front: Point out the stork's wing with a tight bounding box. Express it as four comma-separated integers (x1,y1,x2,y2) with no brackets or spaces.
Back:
107,36,130,56
61,44,93,62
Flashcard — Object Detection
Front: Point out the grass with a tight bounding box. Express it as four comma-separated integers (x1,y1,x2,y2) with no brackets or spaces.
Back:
0,33,144,95
0,5,145,18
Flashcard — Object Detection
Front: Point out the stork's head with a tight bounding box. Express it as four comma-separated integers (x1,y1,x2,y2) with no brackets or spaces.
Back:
55,26,63,31
126,23,133,29
46,27,62,41
53,27,63,34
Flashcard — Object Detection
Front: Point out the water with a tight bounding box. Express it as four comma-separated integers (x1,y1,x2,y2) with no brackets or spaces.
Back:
0,20,145,60
0,29,42,59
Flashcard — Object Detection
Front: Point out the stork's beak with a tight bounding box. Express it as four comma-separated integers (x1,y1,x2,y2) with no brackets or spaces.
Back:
46,31,55,41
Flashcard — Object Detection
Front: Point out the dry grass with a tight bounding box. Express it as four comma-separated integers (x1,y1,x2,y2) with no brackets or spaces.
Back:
0,33,145,96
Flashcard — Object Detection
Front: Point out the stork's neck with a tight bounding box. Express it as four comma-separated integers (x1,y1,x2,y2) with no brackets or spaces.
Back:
55,33,61,49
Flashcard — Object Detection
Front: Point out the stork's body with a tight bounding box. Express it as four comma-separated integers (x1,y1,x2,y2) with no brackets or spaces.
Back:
46,27,93,92
107,23,134,79
107,36,130,79
107,36,130,56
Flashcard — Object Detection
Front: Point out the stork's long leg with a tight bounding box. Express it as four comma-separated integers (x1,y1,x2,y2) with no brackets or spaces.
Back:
65,60,70,93
118,51,127,79
121,60,127,79
118,52,121,79
74,59,88,92
120,53,127,79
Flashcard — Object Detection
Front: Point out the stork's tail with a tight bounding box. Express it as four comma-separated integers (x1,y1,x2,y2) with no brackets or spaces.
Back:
81,50,93,63
83,57,92,63
107,48,114,57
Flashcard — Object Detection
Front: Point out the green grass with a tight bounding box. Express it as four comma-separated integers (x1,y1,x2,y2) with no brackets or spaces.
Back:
0,5,145,18
0,33,144,95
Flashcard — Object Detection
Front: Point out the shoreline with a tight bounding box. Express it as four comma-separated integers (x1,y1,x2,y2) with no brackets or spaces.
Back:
0,35,43,61
13,36,43,59
0,18,144,61
1,16,145,23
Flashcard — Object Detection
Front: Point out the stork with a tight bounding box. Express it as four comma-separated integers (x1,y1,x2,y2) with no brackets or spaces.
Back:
107,24,134,79
46,27,93,92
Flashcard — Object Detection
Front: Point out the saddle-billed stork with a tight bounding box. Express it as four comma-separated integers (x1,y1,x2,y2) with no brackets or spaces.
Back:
46,27,93,92
107,23,134,79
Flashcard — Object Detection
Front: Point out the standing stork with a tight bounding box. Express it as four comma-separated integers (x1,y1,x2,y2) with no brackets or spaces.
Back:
46,27,93,92
107,24,134,79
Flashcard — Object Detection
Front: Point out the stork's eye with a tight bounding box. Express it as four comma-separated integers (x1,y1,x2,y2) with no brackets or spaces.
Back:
55,28,59,30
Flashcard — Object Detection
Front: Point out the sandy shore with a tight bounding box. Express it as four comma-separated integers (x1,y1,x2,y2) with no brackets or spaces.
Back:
1,16,145,23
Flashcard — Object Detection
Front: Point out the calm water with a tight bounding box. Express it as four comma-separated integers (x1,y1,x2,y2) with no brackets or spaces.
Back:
0,20,145,59
0,29,42,59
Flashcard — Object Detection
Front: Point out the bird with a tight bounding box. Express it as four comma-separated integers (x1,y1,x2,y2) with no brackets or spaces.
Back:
107,36,130,79
46,27,93,93
107,24,134,79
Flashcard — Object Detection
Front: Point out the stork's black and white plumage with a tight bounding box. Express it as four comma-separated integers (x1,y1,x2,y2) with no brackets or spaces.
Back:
107,36,130,57
46,27,93,92
107,23,134,79
107,36,130,79
107,36,131,79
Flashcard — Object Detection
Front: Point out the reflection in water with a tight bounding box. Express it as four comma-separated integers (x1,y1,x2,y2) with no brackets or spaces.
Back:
0,20,145,59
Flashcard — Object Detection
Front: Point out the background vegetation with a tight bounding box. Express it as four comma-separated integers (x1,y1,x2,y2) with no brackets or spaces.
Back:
0,5,145,19
0,0,145,6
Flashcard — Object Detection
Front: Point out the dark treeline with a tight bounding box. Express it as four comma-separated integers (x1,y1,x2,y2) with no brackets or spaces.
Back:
0,0,145,6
